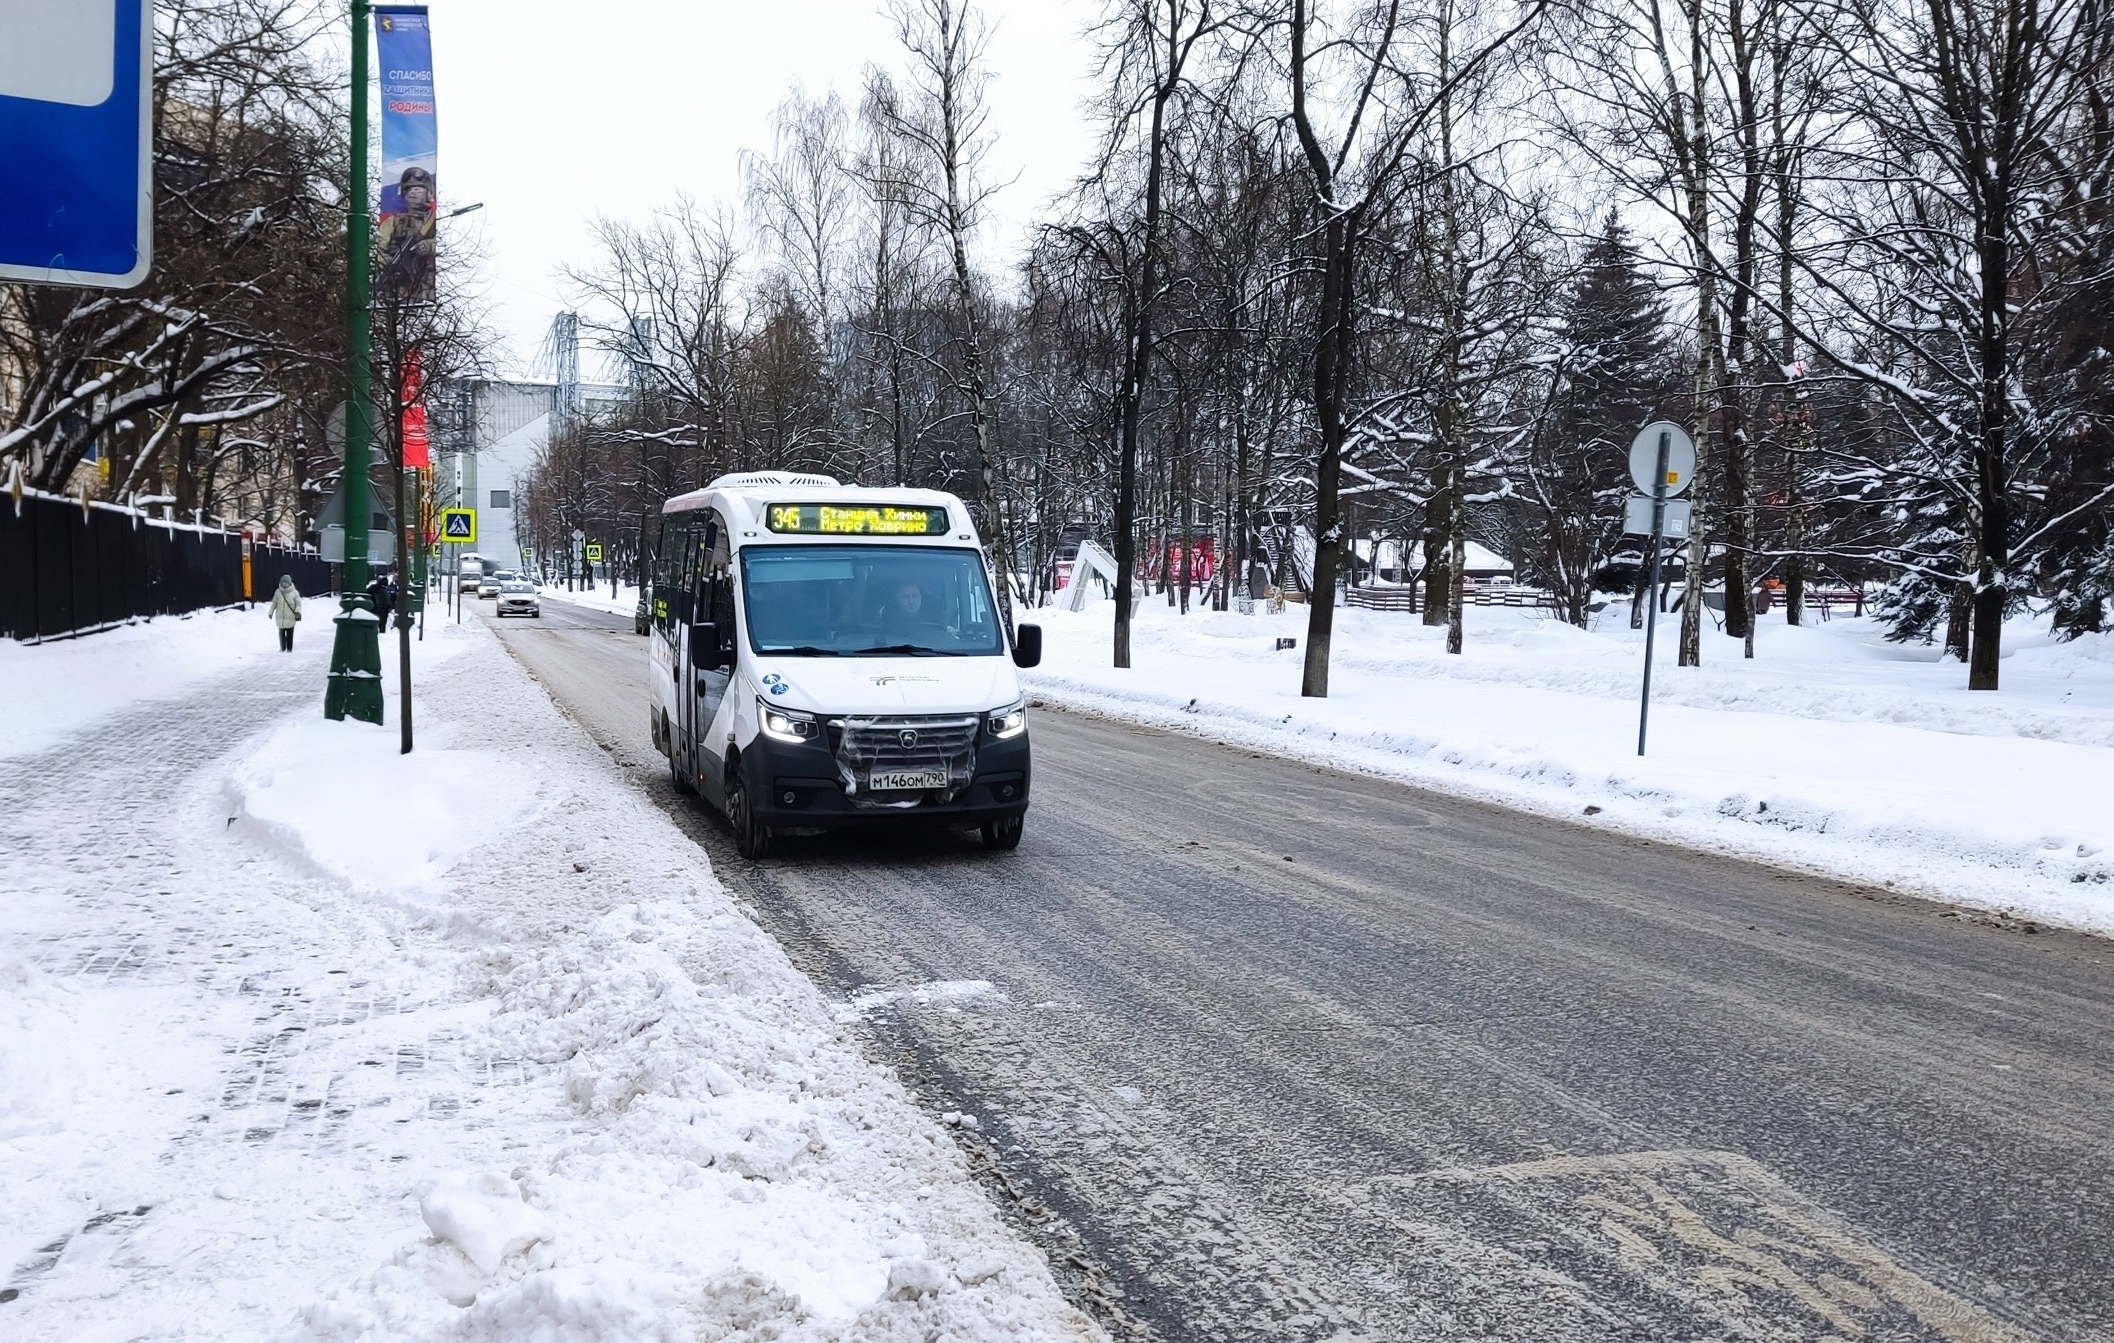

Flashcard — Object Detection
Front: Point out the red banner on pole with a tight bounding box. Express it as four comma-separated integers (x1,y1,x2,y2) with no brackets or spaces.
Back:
401,347,431,468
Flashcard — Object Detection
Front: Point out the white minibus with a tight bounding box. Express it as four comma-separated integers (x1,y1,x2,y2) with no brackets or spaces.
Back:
648,472,1041,858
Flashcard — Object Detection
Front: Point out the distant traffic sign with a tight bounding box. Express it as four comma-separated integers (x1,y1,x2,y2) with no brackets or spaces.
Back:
0,0,154,287
585,543,604,563
439,507,476,542
1628,421,1696,497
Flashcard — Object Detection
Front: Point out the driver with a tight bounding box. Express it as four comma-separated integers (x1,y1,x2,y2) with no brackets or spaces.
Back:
878,580,936,640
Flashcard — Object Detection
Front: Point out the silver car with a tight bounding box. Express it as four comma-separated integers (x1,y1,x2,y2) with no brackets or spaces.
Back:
496,579,541,618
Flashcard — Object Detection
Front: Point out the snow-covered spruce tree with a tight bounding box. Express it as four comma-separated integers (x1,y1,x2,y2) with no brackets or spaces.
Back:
1518,216,1678,627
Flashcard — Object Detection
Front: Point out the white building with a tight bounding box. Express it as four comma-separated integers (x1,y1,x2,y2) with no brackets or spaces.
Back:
433,378,624,576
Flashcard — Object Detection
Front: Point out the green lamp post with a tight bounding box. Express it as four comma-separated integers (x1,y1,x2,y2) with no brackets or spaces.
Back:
325,0,384,724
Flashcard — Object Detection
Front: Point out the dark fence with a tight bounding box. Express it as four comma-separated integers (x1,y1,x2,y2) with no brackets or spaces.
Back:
1,489,336,641
1346,583,1558,613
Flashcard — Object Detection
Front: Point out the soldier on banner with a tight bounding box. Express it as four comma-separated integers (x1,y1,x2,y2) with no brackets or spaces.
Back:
376,166,438,301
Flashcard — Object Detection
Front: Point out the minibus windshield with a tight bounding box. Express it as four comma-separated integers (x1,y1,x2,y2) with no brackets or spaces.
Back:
741,545,1005,656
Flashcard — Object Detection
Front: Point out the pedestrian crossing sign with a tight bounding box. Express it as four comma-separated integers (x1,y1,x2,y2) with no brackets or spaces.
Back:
440,508,476,543
585,543,604,562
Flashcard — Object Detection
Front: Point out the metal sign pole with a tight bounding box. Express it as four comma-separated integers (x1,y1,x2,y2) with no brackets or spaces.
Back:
1637,430,1672,756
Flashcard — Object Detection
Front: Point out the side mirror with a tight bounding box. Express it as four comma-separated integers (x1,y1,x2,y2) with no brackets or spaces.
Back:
1011,622,1043,669
689,621,726,670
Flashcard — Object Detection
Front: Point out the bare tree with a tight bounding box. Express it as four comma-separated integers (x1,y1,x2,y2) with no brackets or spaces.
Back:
873,0,1020,632
1092,0,1221,664
2,0,345,528
743,88,856,333
1281,0,1548,695
1804,0,2111,687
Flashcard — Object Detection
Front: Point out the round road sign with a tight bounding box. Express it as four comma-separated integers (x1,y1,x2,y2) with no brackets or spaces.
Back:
1628,421,1697,497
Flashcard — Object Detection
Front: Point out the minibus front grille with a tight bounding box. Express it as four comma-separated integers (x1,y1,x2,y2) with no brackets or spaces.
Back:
834,715,979,799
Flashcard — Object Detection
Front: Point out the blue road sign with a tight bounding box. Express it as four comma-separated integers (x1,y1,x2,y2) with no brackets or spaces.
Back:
0,0,154,287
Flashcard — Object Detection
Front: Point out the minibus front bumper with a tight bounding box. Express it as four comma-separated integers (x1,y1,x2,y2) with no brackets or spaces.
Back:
739,724,1030,827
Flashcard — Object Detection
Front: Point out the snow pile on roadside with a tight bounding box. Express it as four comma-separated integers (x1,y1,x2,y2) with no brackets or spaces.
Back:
1024,600,2114,934
224,622,525,896
0,606,1097,1341
302,896,1079,1341
0,604,290,759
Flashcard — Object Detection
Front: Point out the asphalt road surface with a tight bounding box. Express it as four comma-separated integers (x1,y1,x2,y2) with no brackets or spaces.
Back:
481,594,2114,1343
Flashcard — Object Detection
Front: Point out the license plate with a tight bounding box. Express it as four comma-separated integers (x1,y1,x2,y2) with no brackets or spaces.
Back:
868,768,946,792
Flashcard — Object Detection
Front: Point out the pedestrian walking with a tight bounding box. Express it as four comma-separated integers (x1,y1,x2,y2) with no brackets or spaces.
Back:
367,569,397,628
269,575,302,651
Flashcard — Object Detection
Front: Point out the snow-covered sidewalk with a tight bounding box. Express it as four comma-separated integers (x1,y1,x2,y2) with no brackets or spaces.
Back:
1023,600,2114,936
0,604,294,759
1,618,1097,1340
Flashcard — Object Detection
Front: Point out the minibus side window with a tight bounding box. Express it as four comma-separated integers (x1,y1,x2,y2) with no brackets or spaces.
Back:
707,558,737,651
654,515,690,633
678,521,708,627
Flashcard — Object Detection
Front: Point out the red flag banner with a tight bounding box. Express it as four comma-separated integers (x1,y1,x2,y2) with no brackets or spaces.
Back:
401,347,431,468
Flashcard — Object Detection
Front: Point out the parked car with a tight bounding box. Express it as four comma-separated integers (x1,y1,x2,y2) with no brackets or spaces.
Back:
634,580,653,635
496,579,541,618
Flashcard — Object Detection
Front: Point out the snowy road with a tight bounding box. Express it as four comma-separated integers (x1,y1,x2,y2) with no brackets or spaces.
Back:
487,600,2114,1343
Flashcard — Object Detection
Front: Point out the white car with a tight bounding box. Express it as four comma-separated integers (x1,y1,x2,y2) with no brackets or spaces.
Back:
496,580,541,618
478,569,517,599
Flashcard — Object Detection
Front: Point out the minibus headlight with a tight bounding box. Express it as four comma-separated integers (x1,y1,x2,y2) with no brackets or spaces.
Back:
987,701,1027,740
759,699,819,743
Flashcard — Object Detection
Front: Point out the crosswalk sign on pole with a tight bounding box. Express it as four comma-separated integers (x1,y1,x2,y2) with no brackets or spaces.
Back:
439,507,476,543
585,543,603,563
0,0,155,287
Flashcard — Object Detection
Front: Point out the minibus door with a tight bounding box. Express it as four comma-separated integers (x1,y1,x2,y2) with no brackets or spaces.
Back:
694,555,737,805
672,515,715,792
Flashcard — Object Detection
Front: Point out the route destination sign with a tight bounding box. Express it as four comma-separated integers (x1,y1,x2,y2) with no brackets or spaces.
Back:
765,504,951,536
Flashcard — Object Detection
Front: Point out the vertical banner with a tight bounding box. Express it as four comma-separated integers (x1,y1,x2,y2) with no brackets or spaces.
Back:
400,347,431,468
373,6,438,302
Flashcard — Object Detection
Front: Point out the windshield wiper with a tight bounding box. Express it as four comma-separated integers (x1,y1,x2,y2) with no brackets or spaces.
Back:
852,643,945,656
762,644,843,656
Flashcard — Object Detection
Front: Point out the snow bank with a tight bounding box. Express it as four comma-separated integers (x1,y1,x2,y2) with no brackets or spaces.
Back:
539,582,639,618
1025,600,2114,935
226,621,519,895
0,604,288,759
229,719,535,896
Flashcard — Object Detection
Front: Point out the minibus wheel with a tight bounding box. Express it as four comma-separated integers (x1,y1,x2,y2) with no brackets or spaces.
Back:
981,815,1023,851
727,770,774,860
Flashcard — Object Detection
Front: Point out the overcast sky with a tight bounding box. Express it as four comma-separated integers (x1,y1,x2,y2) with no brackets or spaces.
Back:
423,0,1106,375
